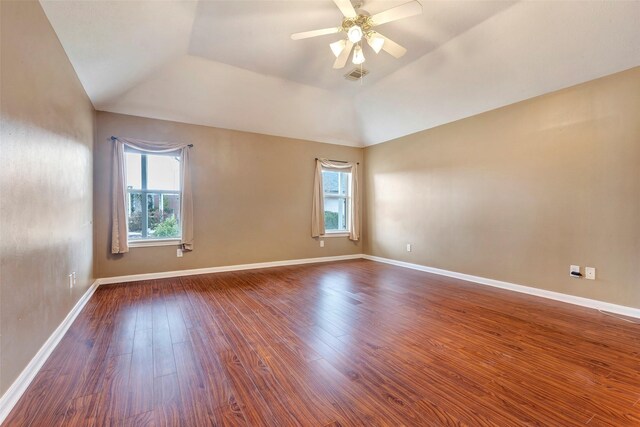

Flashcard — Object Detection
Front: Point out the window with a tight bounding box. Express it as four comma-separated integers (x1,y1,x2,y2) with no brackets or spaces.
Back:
322,169,351,233
125,149,181,242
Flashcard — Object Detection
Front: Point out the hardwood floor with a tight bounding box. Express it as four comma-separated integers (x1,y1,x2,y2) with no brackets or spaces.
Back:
4,259,640,426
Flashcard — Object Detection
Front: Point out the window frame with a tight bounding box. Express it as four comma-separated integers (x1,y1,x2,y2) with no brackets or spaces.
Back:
125,149,182,247
321,168,352,236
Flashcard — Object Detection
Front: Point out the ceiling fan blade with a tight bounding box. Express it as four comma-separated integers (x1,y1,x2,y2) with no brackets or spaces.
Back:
376,33,407,58
370,1,422,26
333,41,354,69
291,27,340,40
333,0,358,18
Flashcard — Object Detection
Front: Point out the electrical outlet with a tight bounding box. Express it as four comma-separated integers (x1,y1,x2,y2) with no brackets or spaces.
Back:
177,248,183,258
569,265,581,278
585,267,596,280
320,240,324,248
406,243,411,252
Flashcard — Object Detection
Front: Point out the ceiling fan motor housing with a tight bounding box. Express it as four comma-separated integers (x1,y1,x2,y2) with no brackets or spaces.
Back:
341,14,373,37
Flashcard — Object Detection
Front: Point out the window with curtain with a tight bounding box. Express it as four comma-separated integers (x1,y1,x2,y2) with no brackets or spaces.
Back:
125,149,182,242
322,169,352,233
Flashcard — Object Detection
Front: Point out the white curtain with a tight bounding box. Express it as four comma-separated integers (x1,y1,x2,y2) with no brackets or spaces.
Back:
311,158,360,241
111,137,194,254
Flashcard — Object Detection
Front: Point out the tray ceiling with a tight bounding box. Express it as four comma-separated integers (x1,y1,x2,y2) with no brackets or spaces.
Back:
40,0,640,146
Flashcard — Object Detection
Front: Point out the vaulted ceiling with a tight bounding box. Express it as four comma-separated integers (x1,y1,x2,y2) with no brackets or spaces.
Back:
40,0,640,146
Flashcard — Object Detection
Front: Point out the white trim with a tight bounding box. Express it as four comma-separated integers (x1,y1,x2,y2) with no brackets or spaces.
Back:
322,232,350,238
4,253,638,423
362,255,640,319
128,239,181,248
97,254,364,285
0,280,100,424
0,254,361,421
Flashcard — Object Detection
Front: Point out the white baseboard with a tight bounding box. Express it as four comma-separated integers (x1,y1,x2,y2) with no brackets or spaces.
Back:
0,254,363,423
363,255,640,319
0,280,100,424
3,253,637,424
97,254,365,285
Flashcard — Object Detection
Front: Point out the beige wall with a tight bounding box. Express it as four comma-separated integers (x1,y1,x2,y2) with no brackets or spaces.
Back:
0,0,95,394
94,112,363,278
1,1,636,401
364,67,640,308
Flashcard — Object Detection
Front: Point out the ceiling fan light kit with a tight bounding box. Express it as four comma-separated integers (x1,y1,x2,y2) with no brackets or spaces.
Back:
330,39,347,57
366,34,385,54
352,44,365,64
347,25,364,43
291,0,423,75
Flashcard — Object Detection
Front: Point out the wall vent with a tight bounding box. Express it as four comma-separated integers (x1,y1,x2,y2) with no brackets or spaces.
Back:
344,68,369,81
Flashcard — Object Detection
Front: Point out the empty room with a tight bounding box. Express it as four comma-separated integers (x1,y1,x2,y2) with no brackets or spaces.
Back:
1,0,639,425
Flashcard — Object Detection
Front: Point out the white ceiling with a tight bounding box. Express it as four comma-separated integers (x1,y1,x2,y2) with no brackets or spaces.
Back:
189,0,514,90
40,0,640,147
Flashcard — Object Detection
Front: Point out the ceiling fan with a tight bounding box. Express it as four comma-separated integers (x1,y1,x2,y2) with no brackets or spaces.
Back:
291,0,422,69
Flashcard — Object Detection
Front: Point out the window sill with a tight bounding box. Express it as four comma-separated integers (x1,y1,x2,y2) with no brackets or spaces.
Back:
128,239,181,248
322,232,350,238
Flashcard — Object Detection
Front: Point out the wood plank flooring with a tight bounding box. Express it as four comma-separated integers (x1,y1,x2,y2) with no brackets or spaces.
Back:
4,259,640,426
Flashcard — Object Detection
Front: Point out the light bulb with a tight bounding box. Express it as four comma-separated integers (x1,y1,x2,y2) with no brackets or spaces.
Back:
352,44,365,64
347,25,363,43
329,39,346,57
367,34,385,54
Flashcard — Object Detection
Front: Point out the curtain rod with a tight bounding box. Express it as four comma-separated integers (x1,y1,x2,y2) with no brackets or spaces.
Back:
316,157,359,165
110,136,193,148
